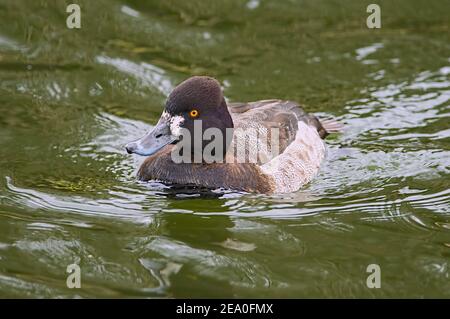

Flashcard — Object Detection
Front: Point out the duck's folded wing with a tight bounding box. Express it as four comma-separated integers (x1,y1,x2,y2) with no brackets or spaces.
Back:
228,99,342,192
259,120,327,193
228,100,313,164
228,100,296,164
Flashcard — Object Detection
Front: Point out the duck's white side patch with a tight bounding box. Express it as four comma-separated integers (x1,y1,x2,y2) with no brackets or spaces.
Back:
260,121,326,193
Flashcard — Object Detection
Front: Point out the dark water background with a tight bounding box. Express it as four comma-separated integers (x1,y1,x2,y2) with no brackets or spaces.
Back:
0,0,449,297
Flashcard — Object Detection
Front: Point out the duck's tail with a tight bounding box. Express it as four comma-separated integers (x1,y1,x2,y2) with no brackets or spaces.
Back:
320,118,344,134
307,116,343,139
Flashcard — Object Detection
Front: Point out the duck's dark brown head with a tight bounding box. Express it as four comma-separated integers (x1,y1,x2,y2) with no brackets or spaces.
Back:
125,76,233,161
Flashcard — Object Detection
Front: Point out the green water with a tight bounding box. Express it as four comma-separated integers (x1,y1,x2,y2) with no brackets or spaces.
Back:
0,0,449,298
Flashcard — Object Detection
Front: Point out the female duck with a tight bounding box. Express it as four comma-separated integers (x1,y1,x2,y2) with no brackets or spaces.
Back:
125,76,340,193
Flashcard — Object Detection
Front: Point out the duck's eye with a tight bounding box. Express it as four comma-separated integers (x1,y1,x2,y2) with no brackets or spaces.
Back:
189,109,199,118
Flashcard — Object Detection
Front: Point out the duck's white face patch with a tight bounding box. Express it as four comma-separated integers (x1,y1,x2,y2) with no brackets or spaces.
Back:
161,111,184,137
169,115,184,137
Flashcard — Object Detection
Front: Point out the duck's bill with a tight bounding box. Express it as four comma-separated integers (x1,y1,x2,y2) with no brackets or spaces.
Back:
125,118,177,156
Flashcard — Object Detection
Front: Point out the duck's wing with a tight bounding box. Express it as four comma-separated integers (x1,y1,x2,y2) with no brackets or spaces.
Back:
228,100,301,164
228,99,343,192
228,99,335,164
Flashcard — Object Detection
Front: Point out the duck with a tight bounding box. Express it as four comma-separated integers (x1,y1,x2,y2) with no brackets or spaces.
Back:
125,76,341,193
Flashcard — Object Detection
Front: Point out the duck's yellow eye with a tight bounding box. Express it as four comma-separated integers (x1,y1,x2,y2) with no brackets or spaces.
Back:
189,109,199,118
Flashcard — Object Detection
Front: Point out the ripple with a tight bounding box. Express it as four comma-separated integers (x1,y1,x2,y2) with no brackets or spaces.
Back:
3,176,159,225
145,237,275,289
355,42,383,61
96,55,173,96
121,5,140,18
0,35,26,52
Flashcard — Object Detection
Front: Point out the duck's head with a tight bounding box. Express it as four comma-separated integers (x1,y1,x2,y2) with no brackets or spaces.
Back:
125,76,233,159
